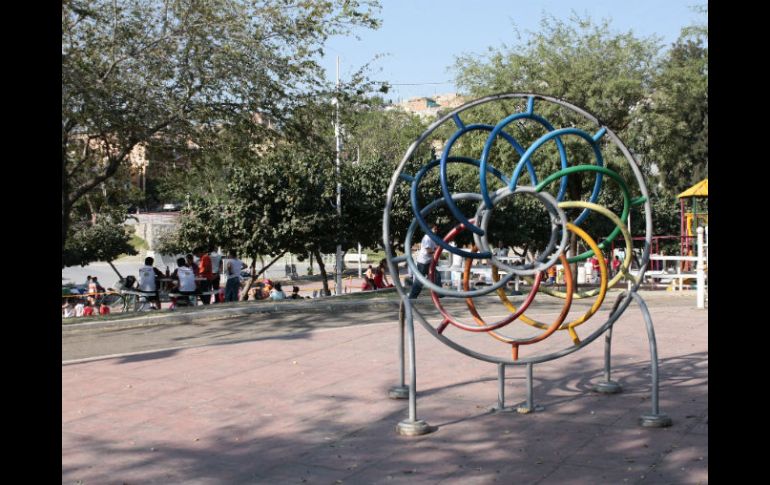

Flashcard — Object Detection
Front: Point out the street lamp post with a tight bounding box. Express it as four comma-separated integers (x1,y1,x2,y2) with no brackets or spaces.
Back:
335,56,343,295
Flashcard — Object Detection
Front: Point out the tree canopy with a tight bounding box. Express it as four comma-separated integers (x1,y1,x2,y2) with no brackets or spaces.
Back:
62,0,381,267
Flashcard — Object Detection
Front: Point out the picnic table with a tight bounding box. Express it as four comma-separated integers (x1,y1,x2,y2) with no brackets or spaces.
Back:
120,277,214,312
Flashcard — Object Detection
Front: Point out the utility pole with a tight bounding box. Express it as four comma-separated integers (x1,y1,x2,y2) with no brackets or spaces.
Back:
335,56,343,295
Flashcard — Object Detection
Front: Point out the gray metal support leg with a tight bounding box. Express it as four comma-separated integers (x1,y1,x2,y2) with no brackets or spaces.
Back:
594,325,623,394
396,300,434,435
594,294,625,394
489,363,515,413
632,292,673,428
517,363,542,413
389,301,409,399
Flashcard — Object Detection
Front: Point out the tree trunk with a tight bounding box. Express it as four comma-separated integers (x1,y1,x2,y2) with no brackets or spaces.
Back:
107,260,124,281
312,248,331,296
239,255,258,301
61,202,72,269
239,251,286,300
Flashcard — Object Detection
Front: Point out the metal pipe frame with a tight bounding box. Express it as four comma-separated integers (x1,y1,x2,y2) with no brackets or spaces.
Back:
383,93,666,434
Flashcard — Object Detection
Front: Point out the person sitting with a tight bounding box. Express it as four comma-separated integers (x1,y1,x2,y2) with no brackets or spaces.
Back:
170,257,197,308
82,301,95,317
186,254,199,276
138,256,164,310
62,299,75,318
74,299,86,317
262,279,274,299
373,259,394,289
289,286,303,299
362,264,376,290
270,282,286,300
98,303,111,316
247,286,262,301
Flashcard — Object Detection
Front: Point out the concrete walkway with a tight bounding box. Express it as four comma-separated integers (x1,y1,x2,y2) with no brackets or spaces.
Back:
62,292,707,484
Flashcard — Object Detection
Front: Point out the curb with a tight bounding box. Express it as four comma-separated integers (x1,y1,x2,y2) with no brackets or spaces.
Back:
62,296,403,333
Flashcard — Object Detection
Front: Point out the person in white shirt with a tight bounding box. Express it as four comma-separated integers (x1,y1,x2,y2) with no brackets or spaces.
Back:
209,248,223,303
270,282,286,300
169,257,197,308
495,240,509,259
583,259,594,284
138,257,164,309
74,299,85,317
224,250,246,302
409,223,442,299
62,299,75,318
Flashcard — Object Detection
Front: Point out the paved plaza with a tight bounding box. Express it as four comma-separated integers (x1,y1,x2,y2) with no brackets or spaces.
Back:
62,291,707,484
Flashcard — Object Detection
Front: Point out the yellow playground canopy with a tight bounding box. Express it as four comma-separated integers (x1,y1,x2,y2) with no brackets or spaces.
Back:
677,178,708,198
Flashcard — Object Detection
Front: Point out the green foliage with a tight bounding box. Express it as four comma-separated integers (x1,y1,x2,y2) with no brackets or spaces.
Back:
63,209,137,267
62,0,382,259
446,11,707,249
629,34,708,196
341,105,431,251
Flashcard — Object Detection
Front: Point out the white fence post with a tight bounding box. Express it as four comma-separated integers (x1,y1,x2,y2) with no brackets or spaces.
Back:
696,227,705,309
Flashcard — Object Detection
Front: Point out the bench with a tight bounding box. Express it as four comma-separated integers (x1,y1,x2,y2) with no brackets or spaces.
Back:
121,289,217,311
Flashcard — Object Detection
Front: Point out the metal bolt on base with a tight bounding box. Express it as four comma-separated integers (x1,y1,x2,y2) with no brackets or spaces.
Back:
516,404,545,414
396,419,436,436
594,380,623,394
639,413,673,428
388,385,410,399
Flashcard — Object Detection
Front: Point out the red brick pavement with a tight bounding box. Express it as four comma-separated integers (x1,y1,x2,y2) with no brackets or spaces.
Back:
62,293,707,484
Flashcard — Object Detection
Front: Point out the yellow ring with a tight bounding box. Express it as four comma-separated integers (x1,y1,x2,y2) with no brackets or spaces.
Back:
491,221,607,344
523,201,638,299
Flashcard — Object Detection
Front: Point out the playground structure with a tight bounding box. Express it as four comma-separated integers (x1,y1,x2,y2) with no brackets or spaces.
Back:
383,93,673,436
678,178,708,261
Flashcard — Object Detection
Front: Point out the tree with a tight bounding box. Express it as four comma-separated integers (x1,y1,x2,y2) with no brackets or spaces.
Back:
450,14,663,281
62,206,137,269
629,16,707,197
340,103,431,252
62,0,381,263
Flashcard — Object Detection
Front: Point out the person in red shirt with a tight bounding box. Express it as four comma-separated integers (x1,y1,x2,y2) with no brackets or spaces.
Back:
98,303,111,316
589,255,601,283
611,255,622,278
373,259,393,289
197,247,214,305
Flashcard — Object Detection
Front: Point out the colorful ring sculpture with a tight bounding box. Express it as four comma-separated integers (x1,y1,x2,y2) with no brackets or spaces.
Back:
382,93,672,435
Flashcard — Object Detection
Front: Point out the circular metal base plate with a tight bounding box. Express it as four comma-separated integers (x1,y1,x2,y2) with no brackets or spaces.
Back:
594,380,623,394
639,413,673,428
488,405,517,413
396,419,436,436
388,386,410,399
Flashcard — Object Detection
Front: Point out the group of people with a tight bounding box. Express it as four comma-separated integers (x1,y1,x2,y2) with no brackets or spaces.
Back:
362,259,394,291
130,247,309,310
131,247,249,310
62,299,112,318
62,275,112,318
582,254,623,283
246,280,304,301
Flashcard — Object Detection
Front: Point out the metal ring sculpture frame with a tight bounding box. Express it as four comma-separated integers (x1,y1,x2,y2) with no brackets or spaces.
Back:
382,93,673,436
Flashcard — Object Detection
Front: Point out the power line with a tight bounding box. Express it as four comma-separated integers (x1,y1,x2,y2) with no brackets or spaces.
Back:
381,81,454,86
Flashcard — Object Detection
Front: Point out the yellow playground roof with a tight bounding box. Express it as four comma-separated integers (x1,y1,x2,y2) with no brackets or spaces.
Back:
677,178,708,198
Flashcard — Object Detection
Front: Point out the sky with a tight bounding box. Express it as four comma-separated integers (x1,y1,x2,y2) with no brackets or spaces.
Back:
322,0,706,102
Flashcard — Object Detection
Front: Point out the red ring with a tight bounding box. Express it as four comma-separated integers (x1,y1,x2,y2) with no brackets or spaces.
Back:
428,222,542,333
